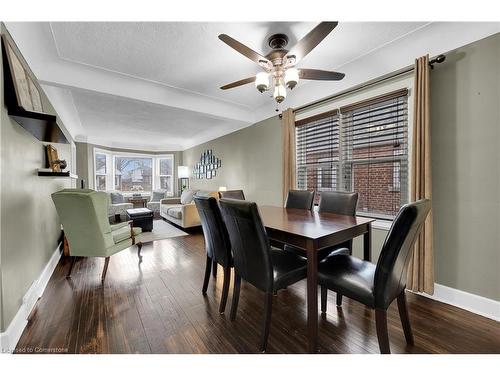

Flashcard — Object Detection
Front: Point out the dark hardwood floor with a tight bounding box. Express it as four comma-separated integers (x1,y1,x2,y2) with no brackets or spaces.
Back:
16,232,500,354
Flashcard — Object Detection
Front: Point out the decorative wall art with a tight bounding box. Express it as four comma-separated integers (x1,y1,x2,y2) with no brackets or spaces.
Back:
193,149,221,179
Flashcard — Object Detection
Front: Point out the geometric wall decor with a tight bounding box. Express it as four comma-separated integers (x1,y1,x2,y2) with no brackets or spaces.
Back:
192,149,221,179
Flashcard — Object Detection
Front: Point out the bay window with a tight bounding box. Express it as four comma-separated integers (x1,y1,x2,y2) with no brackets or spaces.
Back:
94,149,174,196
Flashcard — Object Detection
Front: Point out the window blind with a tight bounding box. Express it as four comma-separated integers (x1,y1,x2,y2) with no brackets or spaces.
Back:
296,111,340,203
295,89,409,218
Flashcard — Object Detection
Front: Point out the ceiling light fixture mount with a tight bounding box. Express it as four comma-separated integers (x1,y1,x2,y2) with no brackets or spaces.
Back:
218,22,346,105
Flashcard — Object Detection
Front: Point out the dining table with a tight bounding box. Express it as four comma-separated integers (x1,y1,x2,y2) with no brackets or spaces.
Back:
258,205,375,353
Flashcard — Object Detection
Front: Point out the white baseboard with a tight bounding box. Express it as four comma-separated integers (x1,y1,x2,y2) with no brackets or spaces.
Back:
0,245,62,354
415,283,500,322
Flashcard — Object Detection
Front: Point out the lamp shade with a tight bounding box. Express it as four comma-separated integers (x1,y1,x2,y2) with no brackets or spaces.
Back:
255,72,269,93
273,84,286,103
177,166,189,179
218,186,227,192
285,68,299,89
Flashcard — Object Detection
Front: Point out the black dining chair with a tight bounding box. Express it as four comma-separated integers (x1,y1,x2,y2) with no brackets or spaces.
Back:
193,196,233,314
318,199,431,354
219,198,307,352
285,189,315,210
283,191,358,302
218,190,245,200
316,191,359,306
318,191,359,255
282,189,315,255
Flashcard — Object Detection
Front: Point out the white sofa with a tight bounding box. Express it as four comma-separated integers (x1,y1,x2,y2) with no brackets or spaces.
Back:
160,189,217,228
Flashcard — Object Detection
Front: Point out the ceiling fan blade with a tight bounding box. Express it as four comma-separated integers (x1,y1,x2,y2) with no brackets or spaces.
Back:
287,22,338,63
220,76,256,90
218,34,269,66
299,68,345,81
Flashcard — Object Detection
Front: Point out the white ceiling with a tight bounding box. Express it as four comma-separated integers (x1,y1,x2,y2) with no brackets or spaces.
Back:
5,22,500,150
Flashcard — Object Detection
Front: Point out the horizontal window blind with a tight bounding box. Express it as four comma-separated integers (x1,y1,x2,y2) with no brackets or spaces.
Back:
296,112,339,203
295,89,409,218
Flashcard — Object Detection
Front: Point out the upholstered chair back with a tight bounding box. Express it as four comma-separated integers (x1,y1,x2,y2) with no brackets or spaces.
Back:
374,199,431,309
219,199,273,292
285,190,315,210
52,189,114,257
318,191,359,215
218,190,245,200
194,196,232,268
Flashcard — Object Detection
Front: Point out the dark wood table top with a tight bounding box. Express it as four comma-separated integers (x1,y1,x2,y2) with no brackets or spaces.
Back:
258,205,375,240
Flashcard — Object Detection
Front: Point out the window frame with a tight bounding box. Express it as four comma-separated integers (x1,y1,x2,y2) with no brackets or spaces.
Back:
93,148,175,196
155,156,175,194
295,87,410,220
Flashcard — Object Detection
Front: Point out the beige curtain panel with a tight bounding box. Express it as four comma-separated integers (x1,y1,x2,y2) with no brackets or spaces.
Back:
282,108,296,205
407,54,435,294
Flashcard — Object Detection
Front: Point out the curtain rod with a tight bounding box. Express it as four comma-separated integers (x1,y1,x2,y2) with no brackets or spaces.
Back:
287,54,446,116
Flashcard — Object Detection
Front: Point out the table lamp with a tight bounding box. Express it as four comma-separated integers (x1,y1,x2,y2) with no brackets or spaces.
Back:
178,166,190,194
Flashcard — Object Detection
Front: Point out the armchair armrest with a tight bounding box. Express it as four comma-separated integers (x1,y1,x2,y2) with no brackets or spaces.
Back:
110,221,130,231
161,197,181,204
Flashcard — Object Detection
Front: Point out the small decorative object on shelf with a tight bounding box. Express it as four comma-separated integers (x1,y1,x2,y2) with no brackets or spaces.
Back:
45,145,67,172
193,149,222,180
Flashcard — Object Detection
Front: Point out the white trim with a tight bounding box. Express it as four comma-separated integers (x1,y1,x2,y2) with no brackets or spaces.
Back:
414,283,500,322
372,219,392,231
0,246,62,354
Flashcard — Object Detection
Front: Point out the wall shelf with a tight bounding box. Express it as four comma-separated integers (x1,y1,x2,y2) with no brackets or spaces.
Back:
37,169,78,179
2,34,69,144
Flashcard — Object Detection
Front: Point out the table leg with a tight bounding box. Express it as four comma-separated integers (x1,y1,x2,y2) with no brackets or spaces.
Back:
306,239,318,353
363,223,372,261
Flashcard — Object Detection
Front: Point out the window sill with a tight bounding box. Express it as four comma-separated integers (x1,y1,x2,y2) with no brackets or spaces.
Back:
371,219,392,231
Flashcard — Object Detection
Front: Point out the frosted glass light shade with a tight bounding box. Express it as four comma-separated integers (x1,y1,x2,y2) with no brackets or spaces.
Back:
285,68,299,89
255,72,269,93
177,166,189,178
273,84,287,103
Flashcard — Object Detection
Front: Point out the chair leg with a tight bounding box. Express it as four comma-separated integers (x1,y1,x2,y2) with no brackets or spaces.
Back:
336,293,343,306
101,256,110,284
375,308,391,354
397,290,414,345
212,261,218,278
66,256,76,278
202,256,212,295
219,266,231,314
259,292,273,353
320,285,328,313
230,274,241,321
137,242,143,259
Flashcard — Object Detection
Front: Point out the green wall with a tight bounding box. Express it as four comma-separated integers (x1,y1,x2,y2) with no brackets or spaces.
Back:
183,116,283,206
0,24,75,332
431,32,500,301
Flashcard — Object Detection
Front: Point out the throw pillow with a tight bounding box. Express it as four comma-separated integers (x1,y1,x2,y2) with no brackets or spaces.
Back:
180,189,197,204
110,192,124,204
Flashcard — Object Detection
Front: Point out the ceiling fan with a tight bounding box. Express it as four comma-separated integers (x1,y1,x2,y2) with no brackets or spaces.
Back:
218,22,345,105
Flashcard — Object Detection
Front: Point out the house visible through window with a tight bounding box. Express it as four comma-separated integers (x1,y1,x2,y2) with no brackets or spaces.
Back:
115,156,153,193
296,89,409,219
94,150,174,196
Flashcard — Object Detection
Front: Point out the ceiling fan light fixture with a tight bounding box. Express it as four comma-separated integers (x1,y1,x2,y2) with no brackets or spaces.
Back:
255,72,269,93
273,84,286,104
285,68,299,90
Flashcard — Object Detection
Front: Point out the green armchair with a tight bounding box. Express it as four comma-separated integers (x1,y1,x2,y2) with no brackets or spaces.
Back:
52,189,143,283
